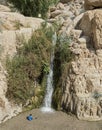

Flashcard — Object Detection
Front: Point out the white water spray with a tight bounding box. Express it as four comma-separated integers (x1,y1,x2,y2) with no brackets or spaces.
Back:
41,32,57,113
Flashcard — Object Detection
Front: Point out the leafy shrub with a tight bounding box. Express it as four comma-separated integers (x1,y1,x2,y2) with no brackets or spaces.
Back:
6,24,53,107
7,0,59,18
52,33,74,109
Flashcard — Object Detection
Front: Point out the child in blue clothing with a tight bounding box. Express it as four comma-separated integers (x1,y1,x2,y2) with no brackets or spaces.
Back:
27,114,33,121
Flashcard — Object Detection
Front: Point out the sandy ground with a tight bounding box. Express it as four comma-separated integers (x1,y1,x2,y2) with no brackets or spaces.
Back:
0,109,102,130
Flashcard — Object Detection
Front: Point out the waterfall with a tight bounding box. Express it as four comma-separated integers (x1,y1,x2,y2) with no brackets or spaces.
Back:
41,32,57,113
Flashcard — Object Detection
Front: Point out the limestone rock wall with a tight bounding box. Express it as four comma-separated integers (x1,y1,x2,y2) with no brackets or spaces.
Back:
0,5,43,123
79,10,102,50
49,0,102,121
59,1,102,121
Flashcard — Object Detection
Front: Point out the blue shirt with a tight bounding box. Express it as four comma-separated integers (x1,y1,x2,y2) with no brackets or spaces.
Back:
27,115,33,121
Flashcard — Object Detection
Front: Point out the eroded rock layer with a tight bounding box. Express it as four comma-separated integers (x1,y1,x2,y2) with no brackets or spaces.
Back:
61,8,102,121
49,0,102,121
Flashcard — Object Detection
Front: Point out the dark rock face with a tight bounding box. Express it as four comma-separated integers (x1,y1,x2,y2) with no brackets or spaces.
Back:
60,0,71,3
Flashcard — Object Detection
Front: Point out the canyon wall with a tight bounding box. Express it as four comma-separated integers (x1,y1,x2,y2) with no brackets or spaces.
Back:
0,0,102,123
59,0,102,121
0,4,43,123
49,0,102,121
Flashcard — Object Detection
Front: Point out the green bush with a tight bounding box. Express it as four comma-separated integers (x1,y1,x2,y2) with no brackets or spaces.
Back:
52,33,74,109
6,24,53,107
7,0,59,18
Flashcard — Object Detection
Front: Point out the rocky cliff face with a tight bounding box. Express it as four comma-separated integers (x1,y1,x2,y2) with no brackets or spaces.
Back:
49,0,102,121
0,4,43,123
57,1,102,121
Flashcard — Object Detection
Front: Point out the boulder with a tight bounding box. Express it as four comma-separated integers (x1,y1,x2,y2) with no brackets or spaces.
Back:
0,5,11,12
79,10,102,49
84,0,102,10
57,2,65,10
0,12,44,31
92,11,102,49
50,10,62,18
49,6,56,12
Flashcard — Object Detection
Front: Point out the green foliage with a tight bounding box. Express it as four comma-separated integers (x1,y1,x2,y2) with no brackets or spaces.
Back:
93,90,102,100
49,0,60,5
14,20,22,30
42,61,50,74
7,0,59,18
52,87,62,110
6,24,53,107
57,33,72,63
52,33,74,109
53,33,73,86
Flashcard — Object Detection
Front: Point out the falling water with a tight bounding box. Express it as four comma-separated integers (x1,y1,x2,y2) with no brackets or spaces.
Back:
41,32,57,113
